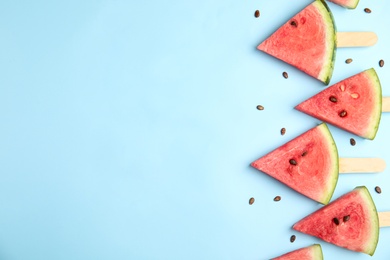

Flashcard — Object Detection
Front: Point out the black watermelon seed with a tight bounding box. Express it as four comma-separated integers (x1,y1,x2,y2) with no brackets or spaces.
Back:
301,151,307,157
343,215,350,222
364,8,372,13
283,72,288,79
274,196,281,202
339,110,347,117
333,217,340,225
379,60,384,67
350,138,356,146
289,159,297,166
254,10,260,18
281,128,286,135
256,105,264,110
290,235,296,243
329,96,337,103
345,58,353,64
249,197,255,205
375,186,382,194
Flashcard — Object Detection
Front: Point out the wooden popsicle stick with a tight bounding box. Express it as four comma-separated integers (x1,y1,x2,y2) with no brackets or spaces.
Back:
339,158,386,173
337,32,378,48
382,97,390,112
379,212,390,227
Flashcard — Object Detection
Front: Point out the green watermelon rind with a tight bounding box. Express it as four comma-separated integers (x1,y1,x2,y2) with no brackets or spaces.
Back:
355,186,379,256
317,123,339,205
315,0,337,85
364,68,382,140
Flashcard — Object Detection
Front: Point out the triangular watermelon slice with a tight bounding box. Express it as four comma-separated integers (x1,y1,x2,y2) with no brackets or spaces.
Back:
293,186,379,255
295,68,382,140
327,0,359,9
251,123,338,204
271,244,323,260
257,0,336,84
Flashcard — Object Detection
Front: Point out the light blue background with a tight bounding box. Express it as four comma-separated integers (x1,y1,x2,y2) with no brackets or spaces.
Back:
0,0,389,259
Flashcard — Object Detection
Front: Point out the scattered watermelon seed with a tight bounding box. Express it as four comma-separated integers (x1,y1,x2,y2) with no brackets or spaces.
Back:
289,159,297,166
249,197,255,205
350,138,356,146
301,151,307,157
254,10,260,18
257,105,264,110
281,128,286,135
333,217,340,225
379,60,384,67
343,215,350,222
364,8,371,13
339,110,347,117
290,235,296,243
274,196,281,202
375,186,382,194
345,58,353,64
329,96,337,103
282,72,288,79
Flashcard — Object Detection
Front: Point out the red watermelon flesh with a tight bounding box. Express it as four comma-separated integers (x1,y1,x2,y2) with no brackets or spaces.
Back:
327,0,359,9
293,186,379,256
295,68,382,140
251,123,338,204
271,244,323,260
257,0,336,85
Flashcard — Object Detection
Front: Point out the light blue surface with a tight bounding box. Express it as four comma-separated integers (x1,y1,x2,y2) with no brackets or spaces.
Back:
0,0,389,259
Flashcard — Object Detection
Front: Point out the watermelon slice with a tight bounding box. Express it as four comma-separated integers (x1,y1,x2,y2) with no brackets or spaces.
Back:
293,186,379,255
271,244,323,260
295,68,382,140
257,0,336,84
251,123,338,204
327,0,359,9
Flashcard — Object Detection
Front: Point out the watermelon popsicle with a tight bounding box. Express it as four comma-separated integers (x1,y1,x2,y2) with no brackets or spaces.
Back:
293,186,390,256
257,0,377,85
250,123,386,205
295,68,388,140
